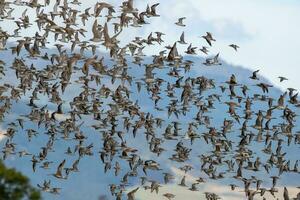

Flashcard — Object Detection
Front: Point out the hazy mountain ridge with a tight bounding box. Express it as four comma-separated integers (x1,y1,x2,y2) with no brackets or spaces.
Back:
1,48,299,200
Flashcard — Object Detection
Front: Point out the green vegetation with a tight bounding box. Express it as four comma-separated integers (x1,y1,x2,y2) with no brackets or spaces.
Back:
0,160,41,200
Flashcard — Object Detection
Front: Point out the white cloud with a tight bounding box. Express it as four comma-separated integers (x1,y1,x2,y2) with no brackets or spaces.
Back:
1,0,300,91
187,0,300,92
130,0,300,92
138,0,300,91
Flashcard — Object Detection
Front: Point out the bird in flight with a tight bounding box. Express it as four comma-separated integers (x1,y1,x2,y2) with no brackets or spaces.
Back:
0,1,298,200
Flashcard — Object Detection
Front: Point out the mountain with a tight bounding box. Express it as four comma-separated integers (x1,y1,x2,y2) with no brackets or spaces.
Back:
1,48,299,200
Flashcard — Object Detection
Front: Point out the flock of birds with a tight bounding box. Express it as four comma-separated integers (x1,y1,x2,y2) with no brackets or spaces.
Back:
0,0,299,200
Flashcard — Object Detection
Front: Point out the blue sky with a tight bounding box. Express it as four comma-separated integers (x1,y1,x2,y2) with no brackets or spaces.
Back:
1,1,300,199
2,0,300,91
130,0,300,92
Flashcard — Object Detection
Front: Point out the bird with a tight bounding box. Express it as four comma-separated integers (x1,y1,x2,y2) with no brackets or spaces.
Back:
229,44,239,51
250,70,260,80
53,159,66,179
202,32,216,46
127,187,139,200
278,76,288,82
178,176,186,186
199,46,209,54
203,53,221,66
256,83,273,93
0,1,297,200
283,187,289,200
150,3,160,17
163,193,175,200
175,17,186,26
178,32,187,44
185,43,197,54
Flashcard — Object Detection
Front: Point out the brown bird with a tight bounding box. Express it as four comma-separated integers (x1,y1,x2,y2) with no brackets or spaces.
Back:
127,187,139,200
163,193,175,200
53,159,66,179
175,17,186,26
202,32,216,46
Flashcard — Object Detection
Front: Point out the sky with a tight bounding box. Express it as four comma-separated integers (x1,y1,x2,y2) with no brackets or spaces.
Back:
130,166,300,200
130,0,300,92
1,1,300,199
2,0,300,92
